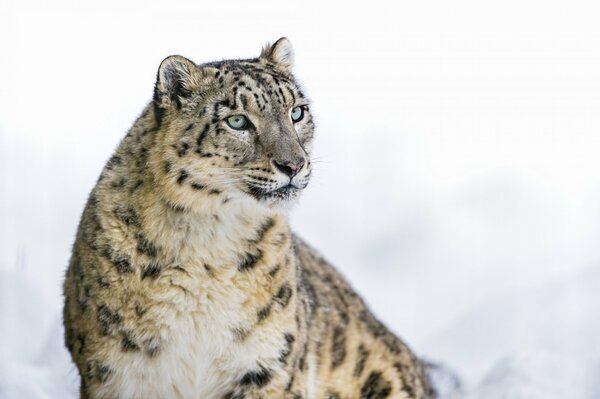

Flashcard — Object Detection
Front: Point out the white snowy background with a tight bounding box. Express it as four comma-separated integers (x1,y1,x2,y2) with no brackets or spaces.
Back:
1,0,600,397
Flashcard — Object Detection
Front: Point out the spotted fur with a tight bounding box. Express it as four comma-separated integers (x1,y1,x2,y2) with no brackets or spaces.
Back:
63,38,434,399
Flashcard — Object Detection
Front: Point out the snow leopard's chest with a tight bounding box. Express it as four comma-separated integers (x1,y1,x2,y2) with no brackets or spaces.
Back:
146,241,295,395
108,262,290,398
95,210,296,398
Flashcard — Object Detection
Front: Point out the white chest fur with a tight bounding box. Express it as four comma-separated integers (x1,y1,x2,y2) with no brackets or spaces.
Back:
100,199,290,399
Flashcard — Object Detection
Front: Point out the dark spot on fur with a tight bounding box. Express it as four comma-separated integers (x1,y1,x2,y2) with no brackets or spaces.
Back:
164,160,173,174
101,247,134,273
257,303,272,322
253,217,275,244
338,310,350,326
164,200,187,212
268,264,281,278
240,366,272,388
331,325,347,369
172,265,189,275
136,232,158,257
177,142,190,157
152,93,165,127
232,327,249,341
191,182,205,190
285,373,295,392
360,371,392,399
110,177,127,189
135,304,147,318
274,283,293,308
96,275,110,288
113,206,140,228
144,338,161,357
224,392,245,399
354,344,370,377
141,127,158,136
76,333,86,355
238,250,263,271
298,339,309,371
240,93,248,108
146,346,160,357
121,331,140,352
87,361,113,383
203,263,214,277
76,294,88,314
272,232,288,247
83,284,91,299
358,310,401,355
279,333,295,364
106,154,122,170
130,179,144,193
393,362,419,397
142,262,163,279
177,170,189,185
96,304,122,335
96,363,112,383
197,124,210,148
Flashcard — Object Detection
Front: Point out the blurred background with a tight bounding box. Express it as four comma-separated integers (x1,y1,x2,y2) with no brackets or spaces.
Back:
1,0,599,397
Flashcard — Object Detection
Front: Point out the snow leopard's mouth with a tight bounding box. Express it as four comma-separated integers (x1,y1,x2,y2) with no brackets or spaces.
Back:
247,183,302,201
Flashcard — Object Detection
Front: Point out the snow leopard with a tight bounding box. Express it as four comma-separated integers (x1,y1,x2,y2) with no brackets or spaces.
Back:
63,37,435,399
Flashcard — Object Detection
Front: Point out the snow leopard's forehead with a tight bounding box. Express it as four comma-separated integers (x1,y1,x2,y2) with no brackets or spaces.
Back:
201,58,308,112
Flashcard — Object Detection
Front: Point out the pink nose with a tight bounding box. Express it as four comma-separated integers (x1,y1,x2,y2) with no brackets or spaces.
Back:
287,160,304,171
272,159,306,178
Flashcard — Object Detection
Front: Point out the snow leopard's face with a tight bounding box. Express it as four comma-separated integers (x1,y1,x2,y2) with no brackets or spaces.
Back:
153,38,314,209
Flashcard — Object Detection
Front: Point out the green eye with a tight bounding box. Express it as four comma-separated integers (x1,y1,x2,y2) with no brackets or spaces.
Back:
226,115,248,130
291,106,304,123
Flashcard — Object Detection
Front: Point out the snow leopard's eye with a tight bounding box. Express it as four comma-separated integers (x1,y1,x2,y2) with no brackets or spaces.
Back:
226,115,248,130
291,106,304,123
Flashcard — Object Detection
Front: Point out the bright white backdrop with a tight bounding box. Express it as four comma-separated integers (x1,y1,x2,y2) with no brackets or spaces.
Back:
1,0,600,397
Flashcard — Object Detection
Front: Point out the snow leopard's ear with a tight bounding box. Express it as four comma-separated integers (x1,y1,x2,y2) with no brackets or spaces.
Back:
260,37,295,73
154,55,198,112
153,55,217,125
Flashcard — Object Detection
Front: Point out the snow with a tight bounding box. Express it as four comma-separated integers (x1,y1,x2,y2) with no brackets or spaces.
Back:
428,266,600,398
468,353,596,399
0,273,78,399
2,0,600,397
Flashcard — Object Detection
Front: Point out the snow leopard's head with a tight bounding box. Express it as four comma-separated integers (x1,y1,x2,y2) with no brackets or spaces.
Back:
152,38,314,210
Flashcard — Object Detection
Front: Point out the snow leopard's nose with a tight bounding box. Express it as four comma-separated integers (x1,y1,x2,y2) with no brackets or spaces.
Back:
272,158,306,178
